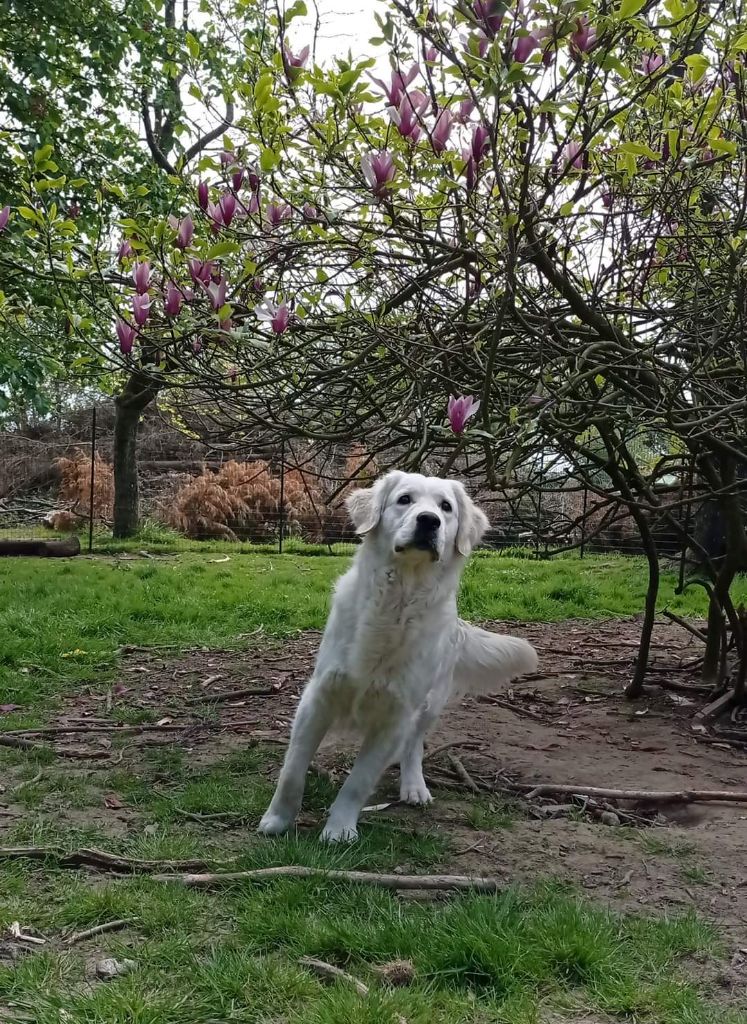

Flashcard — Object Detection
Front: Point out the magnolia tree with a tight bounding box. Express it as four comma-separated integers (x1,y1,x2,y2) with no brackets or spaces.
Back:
5,0,747,696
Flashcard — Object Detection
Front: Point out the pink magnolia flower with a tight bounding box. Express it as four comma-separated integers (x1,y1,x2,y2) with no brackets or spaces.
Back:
115,318,137,354
220,149,235,166
474,0,503,36
369,64,419,107
388,88,429,143
175,214,194,250
601,190,614,209
197,181,209,211
471,124,490,162
189,258,214,284
558,140,584,170
67,202,81,219
117,239,133,261
283,42,310,68
265,201,292,228
204,275,228,311
132,293,152,326
570,15,596,55
641,52,664,75
514,31,540,63
455,98,476,124
247,169,260,192
255,299,291,334
423,44,437,62
232,168,245,191
219,191,236,227
132,261,151,294
0,206,10,232
431,107,454,154
164,283,183,317
228,365,239,382
361,151,396,198
447,394,480,434
192,337,203,354
303,202,320,221
462,148,478,192
207,201,224,232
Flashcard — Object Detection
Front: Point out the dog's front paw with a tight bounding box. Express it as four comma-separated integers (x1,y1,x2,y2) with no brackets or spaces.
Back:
320,821,359,843
257,811,293,836
400,782,433,806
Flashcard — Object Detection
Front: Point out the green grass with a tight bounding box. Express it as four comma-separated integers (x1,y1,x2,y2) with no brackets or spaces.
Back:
0,859,735,1024
2,546,743,709
1,544,745,1022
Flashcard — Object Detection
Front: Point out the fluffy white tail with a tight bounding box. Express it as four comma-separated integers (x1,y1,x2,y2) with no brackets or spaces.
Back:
453,621,538,694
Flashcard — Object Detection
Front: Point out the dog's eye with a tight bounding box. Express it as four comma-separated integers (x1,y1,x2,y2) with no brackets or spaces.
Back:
397,494,412,506
440,500,453,513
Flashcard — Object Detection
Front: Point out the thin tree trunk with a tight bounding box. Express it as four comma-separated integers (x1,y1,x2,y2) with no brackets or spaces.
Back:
626,511,660,698
112,372,159,538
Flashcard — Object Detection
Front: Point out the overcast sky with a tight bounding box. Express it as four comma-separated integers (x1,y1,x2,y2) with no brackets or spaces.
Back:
290,0,380,66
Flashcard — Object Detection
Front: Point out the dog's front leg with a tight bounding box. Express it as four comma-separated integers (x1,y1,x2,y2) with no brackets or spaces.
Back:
321,722,407,843
258,682,333,836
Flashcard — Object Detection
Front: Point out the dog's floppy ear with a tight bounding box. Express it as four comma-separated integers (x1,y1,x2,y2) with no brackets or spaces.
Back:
452,481,489,556
345,471,403,536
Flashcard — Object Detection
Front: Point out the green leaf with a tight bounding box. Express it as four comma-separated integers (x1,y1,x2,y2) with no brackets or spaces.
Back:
619,141,660,160
17,206,41,222
217,303,233,321
733,31,747,51
69,178,88,188
185,31,200,58
35,175,67,192
207,240,239,259
618,0,646,19
259,147,279,172
684,53,709,82
285,0,307,21
33,144,54,165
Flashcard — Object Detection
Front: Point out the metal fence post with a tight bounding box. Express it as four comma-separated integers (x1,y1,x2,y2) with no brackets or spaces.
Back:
278,440,286,554
88,406,97,553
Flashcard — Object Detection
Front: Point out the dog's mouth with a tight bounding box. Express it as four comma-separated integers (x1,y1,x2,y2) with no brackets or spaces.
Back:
394,538,440,561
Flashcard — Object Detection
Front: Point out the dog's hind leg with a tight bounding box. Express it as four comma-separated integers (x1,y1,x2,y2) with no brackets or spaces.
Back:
258,681,334,836
321,721,407,843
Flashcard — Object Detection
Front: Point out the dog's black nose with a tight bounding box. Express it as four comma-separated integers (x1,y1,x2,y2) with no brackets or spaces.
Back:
416,512,441,532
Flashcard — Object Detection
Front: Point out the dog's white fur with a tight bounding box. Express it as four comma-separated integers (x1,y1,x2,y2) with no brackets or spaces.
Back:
258,470,538,842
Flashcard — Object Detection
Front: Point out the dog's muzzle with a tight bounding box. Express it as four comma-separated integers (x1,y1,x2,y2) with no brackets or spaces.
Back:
395,512,442,559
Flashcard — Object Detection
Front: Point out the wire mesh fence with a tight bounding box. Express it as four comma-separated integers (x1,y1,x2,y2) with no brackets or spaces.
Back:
0,406,705,561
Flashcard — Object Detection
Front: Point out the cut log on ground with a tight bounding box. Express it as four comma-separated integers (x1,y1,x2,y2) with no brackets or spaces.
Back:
521,783,747,804
0,536,81,558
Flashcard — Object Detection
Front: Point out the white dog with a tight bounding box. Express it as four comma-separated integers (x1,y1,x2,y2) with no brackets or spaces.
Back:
258,470,538,842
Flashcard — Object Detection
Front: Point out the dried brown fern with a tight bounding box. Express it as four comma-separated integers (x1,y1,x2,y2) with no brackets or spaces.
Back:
54,450,113,522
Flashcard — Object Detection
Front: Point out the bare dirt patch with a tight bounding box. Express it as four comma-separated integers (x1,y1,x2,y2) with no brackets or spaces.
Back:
2,616,746,955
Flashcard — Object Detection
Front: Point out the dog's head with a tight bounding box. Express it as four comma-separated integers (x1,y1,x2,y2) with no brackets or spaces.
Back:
345,471,489,563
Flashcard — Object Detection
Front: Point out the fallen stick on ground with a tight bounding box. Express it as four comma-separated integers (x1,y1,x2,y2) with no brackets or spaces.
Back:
0,846,232,873
188,685,279,704
521,784,747,804
662,609,708,644
447,752,481,793
299,957,408,1024
0,736,110,759
4,723,193,738
423,739,482,761
476,696,546,722
65,919,134,946
150,865,503,891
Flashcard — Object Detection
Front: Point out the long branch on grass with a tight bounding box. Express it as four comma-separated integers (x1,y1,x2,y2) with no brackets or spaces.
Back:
0,736,111,759
150,865,503,890
521,784,747,804
0,846,233,873
65,919,134,946
299,957,408,1024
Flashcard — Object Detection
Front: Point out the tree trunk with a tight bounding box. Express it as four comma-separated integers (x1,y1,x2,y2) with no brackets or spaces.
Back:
112,372,159,538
